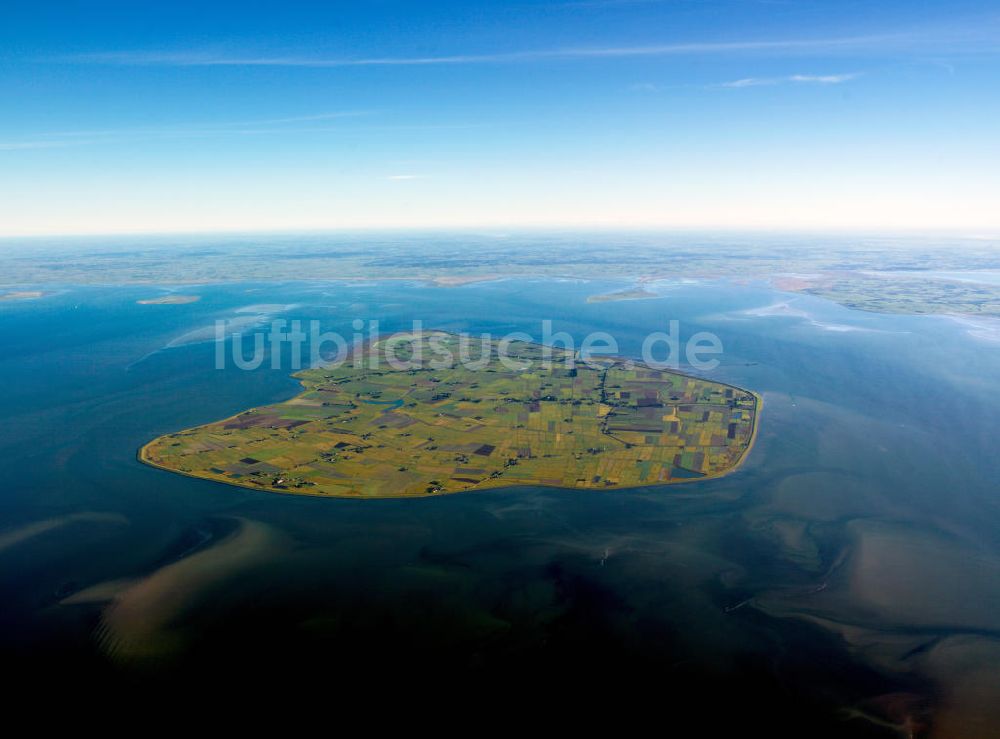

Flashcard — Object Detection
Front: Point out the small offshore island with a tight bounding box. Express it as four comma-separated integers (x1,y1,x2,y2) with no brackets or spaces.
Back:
137,295,201,305
140,332,760,498
0,290,47,302
586,287,660,303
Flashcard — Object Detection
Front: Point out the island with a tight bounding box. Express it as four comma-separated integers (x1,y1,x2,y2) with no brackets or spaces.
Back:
0,290,47,302
140,332,760,498
137,295,201,305
586,287,660,303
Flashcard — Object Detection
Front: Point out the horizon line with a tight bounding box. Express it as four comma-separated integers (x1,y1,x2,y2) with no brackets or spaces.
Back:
1,224,997,241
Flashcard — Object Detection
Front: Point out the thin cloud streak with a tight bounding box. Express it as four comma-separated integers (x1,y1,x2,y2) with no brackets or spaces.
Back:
789,73,862,83
0,111,368,150
50,16,1000,69
0,116,503,154
33,111,369,139
0,140,73,151
720,72,862,87
52,33,936,68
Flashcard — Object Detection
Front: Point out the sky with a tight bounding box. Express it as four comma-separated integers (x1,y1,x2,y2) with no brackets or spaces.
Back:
1,0,999,236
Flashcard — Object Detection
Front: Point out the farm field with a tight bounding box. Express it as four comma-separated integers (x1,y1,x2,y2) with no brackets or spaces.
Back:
140,332,760,497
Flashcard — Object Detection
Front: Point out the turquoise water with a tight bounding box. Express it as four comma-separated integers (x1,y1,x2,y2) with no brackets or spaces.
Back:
1,276,999,730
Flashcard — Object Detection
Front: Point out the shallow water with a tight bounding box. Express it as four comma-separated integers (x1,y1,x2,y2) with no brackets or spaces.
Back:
1,277,998,733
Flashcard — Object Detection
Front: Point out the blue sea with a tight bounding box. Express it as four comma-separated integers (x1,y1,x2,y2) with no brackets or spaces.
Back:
2,273,999,731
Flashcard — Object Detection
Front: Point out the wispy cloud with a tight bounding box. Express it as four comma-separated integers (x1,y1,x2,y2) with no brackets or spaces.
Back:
719,77,773,88
49,34,925,68
0,140,72,151
789,73,863,83
0,111,369,152
48,15,1000,70
37,111,368,138
719,72,862,88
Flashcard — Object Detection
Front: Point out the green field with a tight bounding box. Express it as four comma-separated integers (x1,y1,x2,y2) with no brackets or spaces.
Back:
140,332,760,498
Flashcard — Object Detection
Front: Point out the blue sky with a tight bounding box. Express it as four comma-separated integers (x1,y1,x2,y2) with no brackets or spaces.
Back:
1,0,998,235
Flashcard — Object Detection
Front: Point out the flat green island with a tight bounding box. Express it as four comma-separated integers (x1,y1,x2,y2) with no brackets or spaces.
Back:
140,332,760,498
586,287,660,303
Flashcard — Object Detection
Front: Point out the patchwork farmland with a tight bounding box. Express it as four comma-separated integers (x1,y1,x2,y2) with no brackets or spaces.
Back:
140,332,760,497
